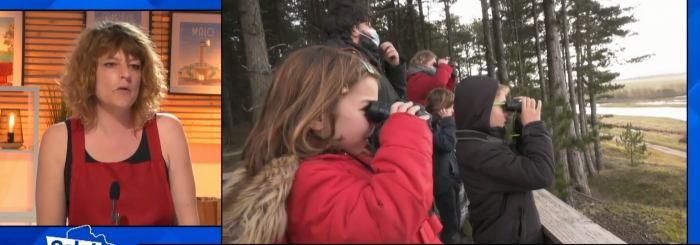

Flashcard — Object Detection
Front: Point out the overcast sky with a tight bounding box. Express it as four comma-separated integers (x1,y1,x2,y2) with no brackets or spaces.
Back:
433,0,687,80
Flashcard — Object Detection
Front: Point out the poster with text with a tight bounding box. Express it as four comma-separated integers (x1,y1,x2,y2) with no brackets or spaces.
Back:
169,12,221,95
0,11,23,86
86,11,150,33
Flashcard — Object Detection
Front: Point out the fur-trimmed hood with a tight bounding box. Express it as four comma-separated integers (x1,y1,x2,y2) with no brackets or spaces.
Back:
221,155,299,244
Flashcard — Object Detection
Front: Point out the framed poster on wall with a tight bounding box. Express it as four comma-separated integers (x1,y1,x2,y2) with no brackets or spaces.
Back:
85,11,150,32
0,11,23,87
168,12,221,95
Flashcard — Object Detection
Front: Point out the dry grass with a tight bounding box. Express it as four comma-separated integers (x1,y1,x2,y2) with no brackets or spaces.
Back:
614,75,686,90
578,200,687,244
601,115,686,132
583,142,687,244
601,115,687,152
607,128,687,152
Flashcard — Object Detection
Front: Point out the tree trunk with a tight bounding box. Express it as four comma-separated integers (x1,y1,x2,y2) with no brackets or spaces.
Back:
427,2,433,49
221,50,236,149
391,0,402,53
561,0,595,175
406,0,420,52
543,0,590,198
443,0,455,60
479,0,496,78
573,29,595,175
489,0,509,84
531,0,546,103
586,42,604,173
584,9,604,172
509,1,526,93
238,0,274,123
418,0,429,49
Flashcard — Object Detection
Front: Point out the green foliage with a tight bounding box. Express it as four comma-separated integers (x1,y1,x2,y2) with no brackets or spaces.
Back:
44,82,70,127
615,123,651,166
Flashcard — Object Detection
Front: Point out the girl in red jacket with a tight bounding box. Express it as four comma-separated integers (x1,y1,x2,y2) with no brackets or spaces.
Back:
406,50,456,106
222,45,443,244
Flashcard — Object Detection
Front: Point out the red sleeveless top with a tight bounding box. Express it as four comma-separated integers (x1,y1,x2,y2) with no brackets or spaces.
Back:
65,117,175,226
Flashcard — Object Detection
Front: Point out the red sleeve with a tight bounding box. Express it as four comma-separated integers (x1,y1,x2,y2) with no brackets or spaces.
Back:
292,113,434,243
432,63,454,87
446,77,456,91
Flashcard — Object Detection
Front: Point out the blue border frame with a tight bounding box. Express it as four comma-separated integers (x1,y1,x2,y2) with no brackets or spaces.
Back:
0,1,222,245
688,0,696,243
2,226,221,245
1,0,220,10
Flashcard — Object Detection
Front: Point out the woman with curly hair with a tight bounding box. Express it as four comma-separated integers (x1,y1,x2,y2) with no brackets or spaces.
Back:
35,21,199,226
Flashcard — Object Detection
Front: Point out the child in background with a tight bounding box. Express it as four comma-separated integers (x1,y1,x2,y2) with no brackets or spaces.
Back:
425,88,471,243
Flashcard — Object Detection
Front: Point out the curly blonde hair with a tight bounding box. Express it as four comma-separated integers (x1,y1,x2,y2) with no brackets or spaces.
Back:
61,21,166,130
409,50,437,66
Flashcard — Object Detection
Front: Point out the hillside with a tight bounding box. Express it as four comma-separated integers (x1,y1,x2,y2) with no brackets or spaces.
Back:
614,73,686,83
603,73,687,102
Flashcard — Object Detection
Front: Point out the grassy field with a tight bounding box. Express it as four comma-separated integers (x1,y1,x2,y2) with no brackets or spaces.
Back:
581,141,687,244
600,95,687,108
604,74,687,103
578,111,687,244
601,115,686,132
600,115,687,151
613,74,686,90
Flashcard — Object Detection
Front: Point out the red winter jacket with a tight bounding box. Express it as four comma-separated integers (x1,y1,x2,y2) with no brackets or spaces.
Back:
286,113,442,243
407,63,456,106
222,113,442,244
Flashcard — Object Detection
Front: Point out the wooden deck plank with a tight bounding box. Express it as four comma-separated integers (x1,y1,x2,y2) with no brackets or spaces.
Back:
534,189,626,244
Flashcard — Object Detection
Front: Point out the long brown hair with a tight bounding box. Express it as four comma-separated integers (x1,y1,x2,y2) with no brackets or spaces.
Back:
241,46,380,176
61,21,166,130
425,88,455,117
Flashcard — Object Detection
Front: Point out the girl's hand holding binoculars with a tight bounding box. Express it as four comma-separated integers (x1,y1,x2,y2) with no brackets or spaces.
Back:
390,101,431,121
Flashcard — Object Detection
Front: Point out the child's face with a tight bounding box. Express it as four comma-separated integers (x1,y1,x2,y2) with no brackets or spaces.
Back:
321,76,379,155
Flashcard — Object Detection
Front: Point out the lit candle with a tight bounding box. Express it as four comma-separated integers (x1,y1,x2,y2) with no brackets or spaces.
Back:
8,113,14,133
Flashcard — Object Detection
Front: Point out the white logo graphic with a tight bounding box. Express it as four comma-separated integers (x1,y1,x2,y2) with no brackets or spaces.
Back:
46,225,114,245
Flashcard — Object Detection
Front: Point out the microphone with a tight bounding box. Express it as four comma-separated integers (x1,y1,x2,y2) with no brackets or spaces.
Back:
109,181,121,226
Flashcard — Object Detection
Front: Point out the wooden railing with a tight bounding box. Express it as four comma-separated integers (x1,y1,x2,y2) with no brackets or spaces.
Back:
534,189,626,244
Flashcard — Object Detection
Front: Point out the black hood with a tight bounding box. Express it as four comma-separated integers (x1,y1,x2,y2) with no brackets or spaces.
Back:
325,37,381,66
454,76,500,135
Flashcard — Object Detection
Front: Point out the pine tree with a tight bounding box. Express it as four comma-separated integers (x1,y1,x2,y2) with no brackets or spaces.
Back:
615,123,651,167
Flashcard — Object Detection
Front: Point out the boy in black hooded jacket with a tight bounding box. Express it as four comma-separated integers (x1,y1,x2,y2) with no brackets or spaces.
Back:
453,76,555,244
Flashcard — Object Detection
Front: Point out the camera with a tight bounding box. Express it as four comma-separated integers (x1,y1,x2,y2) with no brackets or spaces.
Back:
364,99,430,123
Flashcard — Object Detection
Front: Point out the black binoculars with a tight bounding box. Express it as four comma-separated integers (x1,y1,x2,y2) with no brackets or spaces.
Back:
433,62,454,69
364,99,430,123
433,62,458,78
503,99,523,112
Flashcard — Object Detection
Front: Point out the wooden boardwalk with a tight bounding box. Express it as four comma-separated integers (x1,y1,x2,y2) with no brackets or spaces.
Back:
534,189,626,244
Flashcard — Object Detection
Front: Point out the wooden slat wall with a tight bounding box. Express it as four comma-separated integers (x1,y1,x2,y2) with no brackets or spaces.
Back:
0,11,220,145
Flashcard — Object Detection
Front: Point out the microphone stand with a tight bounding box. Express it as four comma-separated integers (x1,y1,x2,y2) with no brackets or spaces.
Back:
114,213,121,226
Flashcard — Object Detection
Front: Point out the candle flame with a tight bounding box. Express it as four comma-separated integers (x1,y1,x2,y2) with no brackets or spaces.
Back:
8,113,14,133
